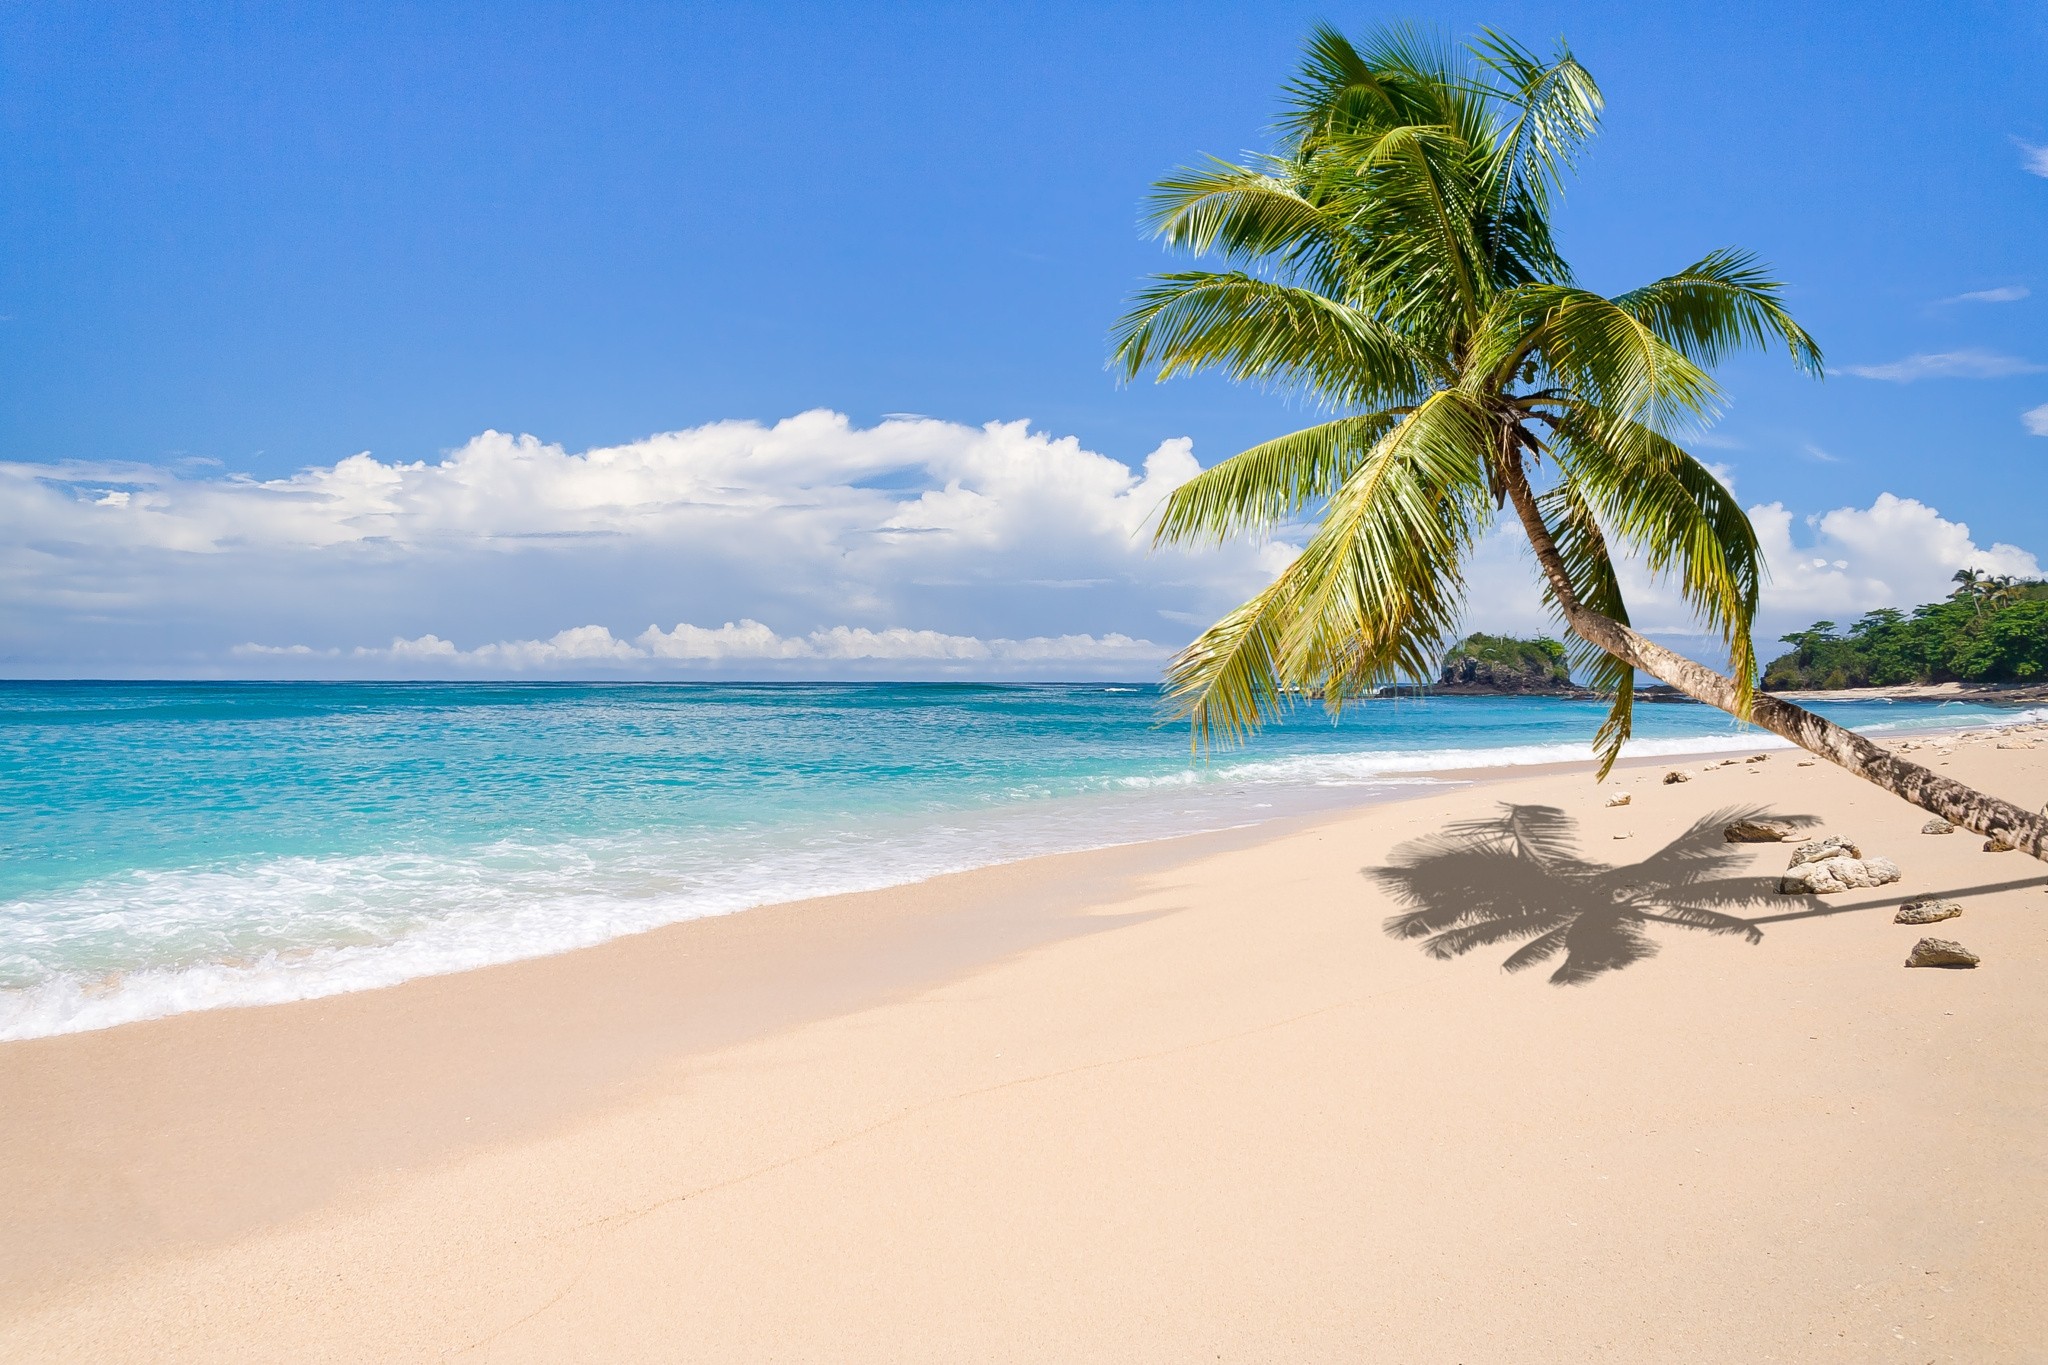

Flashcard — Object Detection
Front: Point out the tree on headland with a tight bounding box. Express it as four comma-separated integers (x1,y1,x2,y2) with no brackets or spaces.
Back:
1113,23,2046,860
1437,633,1576,692
1765,580,2048,689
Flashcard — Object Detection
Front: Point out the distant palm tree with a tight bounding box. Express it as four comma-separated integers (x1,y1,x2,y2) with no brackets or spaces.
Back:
1114,24,2045,859
1951,567,2008,617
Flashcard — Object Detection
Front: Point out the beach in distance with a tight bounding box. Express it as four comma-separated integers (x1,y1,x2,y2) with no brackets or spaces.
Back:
3,684,2046,1361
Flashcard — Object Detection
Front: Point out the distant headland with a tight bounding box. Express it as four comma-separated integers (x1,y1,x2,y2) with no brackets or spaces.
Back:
1762,574,2047,701
1430,633,1588,696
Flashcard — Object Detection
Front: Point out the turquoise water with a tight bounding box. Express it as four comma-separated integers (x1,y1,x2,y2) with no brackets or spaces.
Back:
1,681,2033,1038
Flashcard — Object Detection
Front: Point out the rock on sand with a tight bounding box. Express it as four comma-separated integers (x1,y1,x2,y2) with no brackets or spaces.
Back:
1905,937,1980,968
1896,899,1962,925
1788,836,1861,867
1724,819,1796,843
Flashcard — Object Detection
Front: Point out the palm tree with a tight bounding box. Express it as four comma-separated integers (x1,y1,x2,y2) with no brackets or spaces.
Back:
1113,24,2046,861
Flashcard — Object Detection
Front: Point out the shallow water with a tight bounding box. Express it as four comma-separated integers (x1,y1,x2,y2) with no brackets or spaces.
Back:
1,680,2032,1038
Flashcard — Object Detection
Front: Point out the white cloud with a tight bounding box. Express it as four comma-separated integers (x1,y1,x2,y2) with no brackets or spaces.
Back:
7,411,2042,681
231,642,335,658
0,413,1208,561
644,619,1162,665
1945,285,2029,304
1841,349,2045,382
1444,491,2042,661
2018,139,2048,178
638,619,814,661
3,412,1256,677
237,621,1168,673
2025,403,2048,437
1745,493,2041,625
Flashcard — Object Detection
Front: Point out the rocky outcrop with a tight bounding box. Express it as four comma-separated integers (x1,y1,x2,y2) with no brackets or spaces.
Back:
1921,818,1955,835
1663,770,1691,785
1434,658,1584,694
1724,819,1796,843
1433,634,1586,695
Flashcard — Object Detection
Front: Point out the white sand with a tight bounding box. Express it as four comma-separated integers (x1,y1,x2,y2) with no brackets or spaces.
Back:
4,733,2045,1362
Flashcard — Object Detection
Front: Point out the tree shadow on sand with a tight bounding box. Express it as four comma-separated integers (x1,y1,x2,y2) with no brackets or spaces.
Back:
1372,804,1821,985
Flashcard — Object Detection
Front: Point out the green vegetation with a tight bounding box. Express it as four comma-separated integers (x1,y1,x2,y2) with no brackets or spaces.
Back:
1112,22,1812,773
1763,573,2048,689
1439,633,1573,687
1110,22,2048,855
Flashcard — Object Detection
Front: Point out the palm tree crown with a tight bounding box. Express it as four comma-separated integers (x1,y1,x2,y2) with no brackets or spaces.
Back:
1114,24,1821,774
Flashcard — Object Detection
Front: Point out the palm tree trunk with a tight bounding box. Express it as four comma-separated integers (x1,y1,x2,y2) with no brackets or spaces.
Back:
1501,469,2048,862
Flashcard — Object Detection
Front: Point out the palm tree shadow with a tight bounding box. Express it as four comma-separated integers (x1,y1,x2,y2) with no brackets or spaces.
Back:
1372,804,1820,985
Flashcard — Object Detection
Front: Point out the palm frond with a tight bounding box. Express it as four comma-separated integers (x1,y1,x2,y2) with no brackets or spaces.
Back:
1110,271,1428,408
1494,285,1723,431
1161,392,1495,743
1469,30,1600,259
1274,390,1495,700
1548,408,1764,710
1151,413,1403,547
1282,22,1475,149
1143,157,1360,295
1330,121,1492,327
1160,571,1298,749
1613,249,1823,376
1534,480,1635,776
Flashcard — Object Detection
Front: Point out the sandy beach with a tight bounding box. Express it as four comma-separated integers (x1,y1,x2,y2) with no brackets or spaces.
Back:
4,727,2046,1362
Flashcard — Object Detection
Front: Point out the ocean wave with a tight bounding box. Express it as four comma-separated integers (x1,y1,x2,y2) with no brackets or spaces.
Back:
4,694,2034,1042
2,778,1403,1040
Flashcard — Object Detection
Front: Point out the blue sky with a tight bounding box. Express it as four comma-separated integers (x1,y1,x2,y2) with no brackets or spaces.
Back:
2,1,2044,677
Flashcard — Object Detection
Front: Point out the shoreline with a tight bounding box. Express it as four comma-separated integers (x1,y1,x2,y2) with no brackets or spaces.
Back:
0,800,1381,1301
4,729,2046,1358
12,694,2042,1046
1771,680,2048,704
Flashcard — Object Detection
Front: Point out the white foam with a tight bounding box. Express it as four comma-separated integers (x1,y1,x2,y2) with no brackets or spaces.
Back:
0,775,1418,1040
4,701,2036,1041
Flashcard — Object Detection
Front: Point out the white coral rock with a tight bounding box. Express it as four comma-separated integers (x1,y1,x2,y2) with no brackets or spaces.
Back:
1776,855,1901,895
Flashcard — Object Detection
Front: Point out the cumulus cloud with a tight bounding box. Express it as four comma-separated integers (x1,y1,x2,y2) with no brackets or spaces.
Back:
1745,494,2041,626
1,412,1200,557
233,621,1167,673
1841,349,2045,382
2024,403,2048,437
6,410,2041,680
2,412,1258,678
1441,491,2043,658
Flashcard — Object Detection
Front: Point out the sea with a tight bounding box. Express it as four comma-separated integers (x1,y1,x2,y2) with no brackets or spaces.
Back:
2,680,2035,1041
